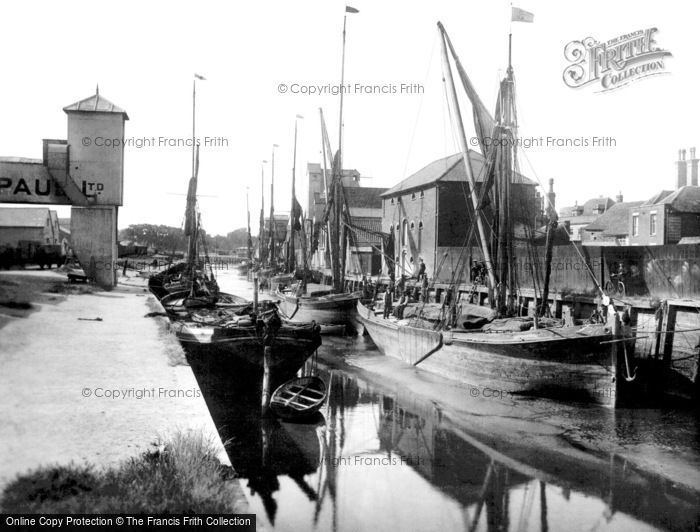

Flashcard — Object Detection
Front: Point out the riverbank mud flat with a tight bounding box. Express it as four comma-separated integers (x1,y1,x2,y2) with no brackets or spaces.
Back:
0,269,250,515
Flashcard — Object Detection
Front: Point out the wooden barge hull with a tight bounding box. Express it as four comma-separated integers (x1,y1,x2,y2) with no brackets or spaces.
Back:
277,290,361,334
357,301,622,407
173,321,322,389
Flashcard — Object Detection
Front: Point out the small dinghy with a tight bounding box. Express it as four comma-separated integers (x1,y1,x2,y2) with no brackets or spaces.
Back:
270,376,327,420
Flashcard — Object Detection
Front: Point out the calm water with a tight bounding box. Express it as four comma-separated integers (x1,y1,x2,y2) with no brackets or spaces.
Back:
200,270,700,532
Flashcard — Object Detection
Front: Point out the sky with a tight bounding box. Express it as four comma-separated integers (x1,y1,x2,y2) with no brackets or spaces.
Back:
0,0,697,235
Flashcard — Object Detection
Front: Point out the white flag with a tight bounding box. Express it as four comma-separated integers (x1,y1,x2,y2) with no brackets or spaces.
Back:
512,7,534,23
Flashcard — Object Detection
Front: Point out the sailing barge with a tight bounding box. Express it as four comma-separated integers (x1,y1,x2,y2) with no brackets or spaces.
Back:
149,89,322,404
173,302,322,392
359,23,639,407
275,111,361,333
358,300,628,406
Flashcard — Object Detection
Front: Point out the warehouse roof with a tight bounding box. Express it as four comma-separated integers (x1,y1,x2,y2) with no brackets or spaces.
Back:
0,207,52,228
382,151,535,197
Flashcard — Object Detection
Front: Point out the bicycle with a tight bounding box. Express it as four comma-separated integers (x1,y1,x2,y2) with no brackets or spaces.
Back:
604,273,626,298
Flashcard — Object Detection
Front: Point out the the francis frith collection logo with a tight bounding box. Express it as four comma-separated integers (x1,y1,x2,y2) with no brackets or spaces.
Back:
563,28,672,92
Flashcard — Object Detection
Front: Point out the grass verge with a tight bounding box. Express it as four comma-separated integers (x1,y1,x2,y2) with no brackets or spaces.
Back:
0,431,245,513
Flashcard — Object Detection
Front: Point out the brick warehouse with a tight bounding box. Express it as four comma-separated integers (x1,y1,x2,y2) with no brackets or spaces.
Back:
380,151,540,282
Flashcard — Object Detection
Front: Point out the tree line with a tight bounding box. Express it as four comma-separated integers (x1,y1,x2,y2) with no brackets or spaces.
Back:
118,224,257,255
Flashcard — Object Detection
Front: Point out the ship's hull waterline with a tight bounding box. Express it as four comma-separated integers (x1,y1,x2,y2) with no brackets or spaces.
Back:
357,301,632,407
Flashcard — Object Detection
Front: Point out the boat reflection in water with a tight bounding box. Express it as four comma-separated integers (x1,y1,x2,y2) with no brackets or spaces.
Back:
191,358,699,532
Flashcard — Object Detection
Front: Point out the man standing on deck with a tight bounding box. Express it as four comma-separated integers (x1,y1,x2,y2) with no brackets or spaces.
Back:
417,257,426,281
383,288,393,319
421,275,429,302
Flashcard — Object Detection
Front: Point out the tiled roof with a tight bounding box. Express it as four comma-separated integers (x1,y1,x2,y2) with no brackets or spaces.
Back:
0,207,50,227
583,201,644,236
63,92,129,119
560,214,599,225
559,196,615,218
652,186,700,213
344,187,387,209
348,217,384,246
382,151,535,197
642,190,673,206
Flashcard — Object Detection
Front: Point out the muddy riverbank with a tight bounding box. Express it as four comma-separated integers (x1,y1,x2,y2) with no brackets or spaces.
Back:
0,269,249,514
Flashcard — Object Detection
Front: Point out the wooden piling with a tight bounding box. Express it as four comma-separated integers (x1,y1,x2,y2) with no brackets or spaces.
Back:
253,273,259,314
261,345,272,415
662,304,678,367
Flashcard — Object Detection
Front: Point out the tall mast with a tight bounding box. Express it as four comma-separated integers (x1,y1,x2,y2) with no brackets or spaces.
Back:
334,6,357,291
192,74,205,176
269,144,278,266
288,115,303,273
498,33,517,315
338,10,348,173
246,187,252,262
192,78,196,177
438,23,498,294
319,109,335,275
259,160,267,265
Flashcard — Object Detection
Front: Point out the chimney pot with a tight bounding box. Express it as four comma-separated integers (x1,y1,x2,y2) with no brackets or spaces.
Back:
689,151,699,187
616,191,623,203
677,149,689,188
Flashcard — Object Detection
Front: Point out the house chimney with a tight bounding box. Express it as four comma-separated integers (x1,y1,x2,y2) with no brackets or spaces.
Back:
689,147,698,187
677,148,688,188
546,178,556,214
616,191,623,203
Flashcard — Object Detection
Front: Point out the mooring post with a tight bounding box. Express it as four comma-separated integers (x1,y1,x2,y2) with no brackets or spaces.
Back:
653,302,665,359
253,271,259,314
262,345,272,415
663,304,678,368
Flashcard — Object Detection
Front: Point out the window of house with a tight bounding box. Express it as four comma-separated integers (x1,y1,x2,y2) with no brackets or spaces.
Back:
390,198,395,205
418,220,424,230
411,192,416,200
410,221,415,230
650,213,657,236
632,214,639,237
420,190,425,198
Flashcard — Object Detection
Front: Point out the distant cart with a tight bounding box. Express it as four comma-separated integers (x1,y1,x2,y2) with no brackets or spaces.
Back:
0,241,64,270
